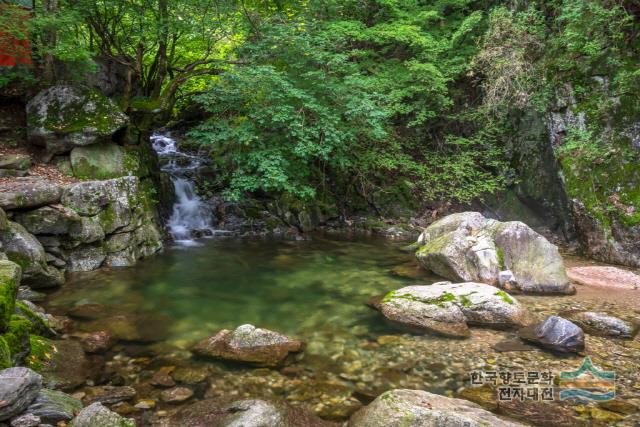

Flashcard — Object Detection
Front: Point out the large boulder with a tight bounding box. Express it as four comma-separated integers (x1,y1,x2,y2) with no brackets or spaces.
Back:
0,367,42,421
69,402,134,427
518,316,585,353
0,178,62,211
156,398,335,427
26,85,128,155
0,222,64,288
193,324,305,367
415,212,574,294
372,282,527,338
61,177,141,233
70,143,130,180
14,205,82,236
348,389,526,427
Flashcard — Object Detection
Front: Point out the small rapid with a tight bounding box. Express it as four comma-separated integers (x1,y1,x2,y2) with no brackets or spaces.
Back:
151,134,213,245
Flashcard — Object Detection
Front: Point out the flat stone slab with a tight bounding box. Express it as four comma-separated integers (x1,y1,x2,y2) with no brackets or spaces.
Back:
0,177,62,210
567,266,640,290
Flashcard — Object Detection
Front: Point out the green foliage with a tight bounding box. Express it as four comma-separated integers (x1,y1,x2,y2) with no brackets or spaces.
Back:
189,0,511,207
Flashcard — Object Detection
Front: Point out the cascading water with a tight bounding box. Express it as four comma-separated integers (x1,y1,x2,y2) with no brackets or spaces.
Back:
151,134,213,246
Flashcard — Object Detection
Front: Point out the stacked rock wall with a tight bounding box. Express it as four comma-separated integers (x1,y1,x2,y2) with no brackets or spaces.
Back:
0,176,163,284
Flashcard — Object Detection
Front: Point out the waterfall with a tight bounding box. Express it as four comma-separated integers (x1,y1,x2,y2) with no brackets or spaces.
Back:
151,134,213,246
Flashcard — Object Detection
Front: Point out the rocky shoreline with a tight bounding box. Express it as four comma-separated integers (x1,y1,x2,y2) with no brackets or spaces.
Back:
1,209,639,426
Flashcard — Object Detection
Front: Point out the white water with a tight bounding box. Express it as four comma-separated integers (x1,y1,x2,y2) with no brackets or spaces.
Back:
151,134,213,246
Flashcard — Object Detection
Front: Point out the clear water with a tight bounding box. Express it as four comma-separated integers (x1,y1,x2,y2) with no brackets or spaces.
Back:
43,237,640,423
45,235,431,344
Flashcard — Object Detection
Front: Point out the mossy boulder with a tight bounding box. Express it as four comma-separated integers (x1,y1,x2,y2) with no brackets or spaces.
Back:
70,143,131,180
415,212,574,295
26,85,128,155
0,178,62,211
0,154,31,171
0,260,21,331
0,221,64,288
14,205,82,236
373,282,527,338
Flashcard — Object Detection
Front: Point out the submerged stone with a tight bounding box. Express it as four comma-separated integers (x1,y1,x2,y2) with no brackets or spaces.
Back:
40,340,90,391
68,402,135,427
157,398,335,427
349,389,526,427
193,324,305,367
561,310,638,338
518,315,585,353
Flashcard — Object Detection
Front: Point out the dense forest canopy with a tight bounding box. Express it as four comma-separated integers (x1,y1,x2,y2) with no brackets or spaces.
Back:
2,0,639,216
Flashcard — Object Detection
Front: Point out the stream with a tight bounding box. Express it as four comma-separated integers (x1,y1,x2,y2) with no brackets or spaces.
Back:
38,135,640,425
43,236,640,423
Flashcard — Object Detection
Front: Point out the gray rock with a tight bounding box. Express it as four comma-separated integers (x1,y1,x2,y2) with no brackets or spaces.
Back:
68,403,134,427
14,206,82,236
159,387,193,403
84,386,136,405
518,315,585,353
349,389,526,427
70,143,129,180
415,212,574,295
0,178,62,211
26,85,128,155
66,244,106,272
562,311,637,338
0,222,64,288
16,287,46,303
0,154,31,171
0,367,43,421
24,388,82,424
8,414,39,427
158,398,334,427
372,282,527,338
494,221,572,294
193,324,305,367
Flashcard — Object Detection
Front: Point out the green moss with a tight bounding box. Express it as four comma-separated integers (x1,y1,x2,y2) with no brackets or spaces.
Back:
26,335,53,372
496,247,505,269
560,141,640,229
37,88,126,136
1,315,31,365
382,290,457,307
0,336,11,369
15,301,51,337
494,290,514,304
0,260,20,331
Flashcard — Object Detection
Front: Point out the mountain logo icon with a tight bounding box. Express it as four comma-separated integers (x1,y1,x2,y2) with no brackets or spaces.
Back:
559,357,615,401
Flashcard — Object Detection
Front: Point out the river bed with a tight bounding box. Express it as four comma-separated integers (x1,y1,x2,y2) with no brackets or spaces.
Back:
42,235,640,425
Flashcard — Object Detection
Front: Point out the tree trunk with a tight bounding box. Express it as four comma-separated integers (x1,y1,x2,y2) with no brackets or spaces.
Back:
42,0,58,84
151,0,169,99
